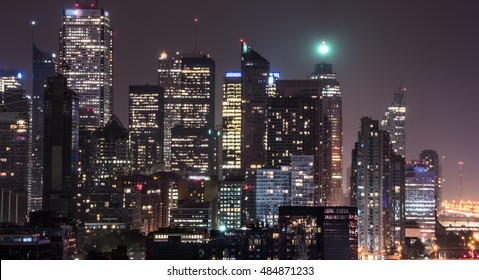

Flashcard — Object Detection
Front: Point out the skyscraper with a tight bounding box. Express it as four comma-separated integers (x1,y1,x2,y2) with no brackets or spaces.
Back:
0,69,31,220
240,41,270,174
381,86,406,157
170,53,215,175
311,62,343,206
419,149,442,215
59,0,113,131
405,161,436,241
158,51,182,170
89,114,130,188
43,75,79,218
350,117,405,259
129,85,164,175
31,42,57,212
222,72,242,178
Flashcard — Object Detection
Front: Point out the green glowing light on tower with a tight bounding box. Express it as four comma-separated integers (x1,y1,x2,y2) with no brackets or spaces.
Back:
318,41,329,55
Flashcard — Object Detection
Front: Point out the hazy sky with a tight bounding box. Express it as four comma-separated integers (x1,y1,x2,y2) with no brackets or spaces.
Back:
1,0,478,201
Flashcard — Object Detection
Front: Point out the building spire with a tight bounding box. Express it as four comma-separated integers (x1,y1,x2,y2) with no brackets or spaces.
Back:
194,18,199,53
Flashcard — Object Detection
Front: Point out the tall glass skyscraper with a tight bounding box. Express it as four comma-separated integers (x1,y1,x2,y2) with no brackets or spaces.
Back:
43,75,79,219
311,62,343,206
31,42,57,212
381,86,406,157
240,41,270,174
222,72,242,178
158,51,182,170
350,117,405,259
59,0,113,131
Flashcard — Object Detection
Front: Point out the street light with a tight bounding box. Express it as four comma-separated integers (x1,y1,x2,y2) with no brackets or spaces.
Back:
433,244,438,259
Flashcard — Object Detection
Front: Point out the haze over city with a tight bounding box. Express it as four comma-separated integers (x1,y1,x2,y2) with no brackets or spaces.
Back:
1,0,478,202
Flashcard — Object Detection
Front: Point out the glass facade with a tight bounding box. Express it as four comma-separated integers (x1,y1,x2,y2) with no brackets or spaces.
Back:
381,87,406,157
60,6,113,131
222,72,242,177
405,162,436,241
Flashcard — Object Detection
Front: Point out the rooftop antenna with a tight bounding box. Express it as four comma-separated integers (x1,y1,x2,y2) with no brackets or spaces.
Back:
458,161,464,201
194,18,199,53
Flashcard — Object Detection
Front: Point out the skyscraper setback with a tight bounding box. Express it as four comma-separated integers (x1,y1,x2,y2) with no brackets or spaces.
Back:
59,0,113,131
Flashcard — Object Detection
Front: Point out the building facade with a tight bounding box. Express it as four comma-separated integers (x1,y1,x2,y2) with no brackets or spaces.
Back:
350,117,404,259
405,162,436,241
129,85,164,175
381,86,406,157
43,75,79,218
31,43,57,212
59,1,113,131
240,41,270,174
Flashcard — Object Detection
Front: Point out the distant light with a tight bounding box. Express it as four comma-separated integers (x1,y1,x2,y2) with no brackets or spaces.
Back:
31,21,36,26
75,3,79,7
225,72,241,78
90,3,94,7
105,11,109,17
52,53,56,58
318,41,329,55
17,72,22,79
242,42,248,54
194,18,198,23
219,225,226,232
268,76,274,85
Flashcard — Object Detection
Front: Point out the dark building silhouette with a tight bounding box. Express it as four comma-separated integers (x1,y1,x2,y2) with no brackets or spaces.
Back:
129,85,164,175
420,149,442,216
31,42,56,212
240,41,270,174
43,75,79,219
350,117,405,259
278,206,358,260
88,114,130,189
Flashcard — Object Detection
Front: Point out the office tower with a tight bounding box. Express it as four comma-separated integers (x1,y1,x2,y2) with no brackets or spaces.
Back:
389,154,405,251
158,51,182,170
381,86,406,157
419,150,442,215
279,206,358,260
218,176,243,230
0,69,23,97
0,112,29,213
405,161,436,241
240,41,270,174
170,54,215,175
311,62,343,206
59,0,113,131
31,43,57,212
0,70,31,222
129,85,164,174
290,155,315,206
350,117,404,259
222,72,242,178
267,80,322,203
89,114,130,188
254,167,291,226
43,75,79,218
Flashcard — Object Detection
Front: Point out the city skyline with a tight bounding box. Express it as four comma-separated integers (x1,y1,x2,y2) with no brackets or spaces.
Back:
0,0,478,202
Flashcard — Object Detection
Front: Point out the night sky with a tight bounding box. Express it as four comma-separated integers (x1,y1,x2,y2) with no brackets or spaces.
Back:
1,0,478,201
